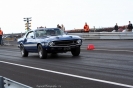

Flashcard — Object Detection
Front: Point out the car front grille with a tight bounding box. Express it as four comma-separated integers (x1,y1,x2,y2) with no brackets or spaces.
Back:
53,40,77,46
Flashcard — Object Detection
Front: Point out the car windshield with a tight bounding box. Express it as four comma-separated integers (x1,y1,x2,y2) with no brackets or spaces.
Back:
35,28,64,37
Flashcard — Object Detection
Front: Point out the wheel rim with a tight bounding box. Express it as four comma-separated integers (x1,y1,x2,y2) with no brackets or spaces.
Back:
38,46,42,58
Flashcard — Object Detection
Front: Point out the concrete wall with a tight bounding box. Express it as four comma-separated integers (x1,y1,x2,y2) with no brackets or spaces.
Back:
68,32,133,39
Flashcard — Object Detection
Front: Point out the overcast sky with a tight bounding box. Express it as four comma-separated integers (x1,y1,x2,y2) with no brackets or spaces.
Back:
0,0,133,34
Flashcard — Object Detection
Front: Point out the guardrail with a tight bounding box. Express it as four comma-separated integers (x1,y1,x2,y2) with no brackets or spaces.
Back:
0,76,32,88
68,32,133,39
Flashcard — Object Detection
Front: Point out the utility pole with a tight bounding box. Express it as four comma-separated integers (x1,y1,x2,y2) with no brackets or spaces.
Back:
23,17,32,32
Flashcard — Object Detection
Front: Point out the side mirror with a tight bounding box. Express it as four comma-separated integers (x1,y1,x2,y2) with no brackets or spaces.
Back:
24,38,27,42
31,36,34,39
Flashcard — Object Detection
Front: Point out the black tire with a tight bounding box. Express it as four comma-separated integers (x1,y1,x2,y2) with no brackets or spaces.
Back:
20,45,28,57
38,45,47,59
71,47,80,56
51,52,57,55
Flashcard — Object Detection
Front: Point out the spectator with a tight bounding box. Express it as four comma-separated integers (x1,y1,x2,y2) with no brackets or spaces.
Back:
127,21,133,32
84,22,90,32
0,27,3,45
57,24,61,29
61,24,65,32
114,23,118,32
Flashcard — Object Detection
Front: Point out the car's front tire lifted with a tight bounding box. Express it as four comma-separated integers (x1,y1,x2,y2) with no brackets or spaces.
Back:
38,45,47,59
71,46,80,56
20,45,28,57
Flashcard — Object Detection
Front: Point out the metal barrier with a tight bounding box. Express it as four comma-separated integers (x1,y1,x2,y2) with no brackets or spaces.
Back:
0,76,32,88
0,76,4,88
68,32,133,39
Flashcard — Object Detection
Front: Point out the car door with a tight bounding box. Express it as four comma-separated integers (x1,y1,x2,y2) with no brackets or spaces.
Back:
24,31,37,52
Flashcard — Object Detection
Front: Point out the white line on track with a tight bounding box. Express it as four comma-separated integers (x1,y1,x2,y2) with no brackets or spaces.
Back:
0,60,133,88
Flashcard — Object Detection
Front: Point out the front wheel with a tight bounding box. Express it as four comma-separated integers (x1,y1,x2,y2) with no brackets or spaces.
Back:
38,45,47,59
20,45,28,57
71,47,80,56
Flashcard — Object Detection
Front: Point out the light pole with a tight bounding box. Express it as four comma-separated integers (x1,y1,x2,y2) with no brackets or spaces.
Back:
23,17,32,32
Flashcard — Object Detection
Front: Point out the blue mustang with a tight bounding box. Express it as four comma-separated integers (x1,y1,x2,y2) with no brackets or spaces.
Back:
17,28,82,59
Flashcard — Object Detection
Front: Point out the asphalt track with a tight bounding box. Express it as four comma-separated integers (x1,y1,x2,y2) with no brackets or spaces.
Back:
0,40,133,88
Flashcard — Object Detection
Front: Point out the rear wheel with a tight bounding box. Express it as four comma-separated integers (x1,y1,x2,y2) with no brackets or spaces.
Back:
20,45,28,57
51,52,57,55
71,47,80,56
38,45,47,59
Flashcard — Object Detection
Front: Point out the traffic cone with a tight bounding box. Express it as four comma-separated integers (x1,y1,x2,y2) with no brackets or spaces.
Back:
87,44,95,50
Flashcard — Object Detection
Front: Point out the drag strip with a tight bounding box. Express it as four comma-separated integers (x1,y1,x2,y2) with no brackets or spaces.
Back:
0,60,133,88
0,40,133,88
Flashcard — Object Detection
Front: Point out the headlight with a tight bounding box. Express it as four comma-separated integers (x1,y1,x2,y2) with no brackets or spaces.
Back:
49,42,55,46
77,40,82,44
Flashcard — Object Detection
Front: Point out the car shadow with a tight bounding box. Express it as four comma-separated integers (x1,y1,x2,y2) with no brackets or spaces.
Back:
27,53,82,60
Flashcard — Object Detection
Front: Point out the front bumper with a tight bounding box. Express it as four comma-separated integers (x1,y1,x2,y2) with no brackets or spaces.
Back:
45,45,81,52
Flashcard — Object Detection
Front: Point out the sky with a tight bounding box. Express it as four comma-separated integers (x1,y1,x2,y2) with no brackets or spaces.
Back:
0,0,133,34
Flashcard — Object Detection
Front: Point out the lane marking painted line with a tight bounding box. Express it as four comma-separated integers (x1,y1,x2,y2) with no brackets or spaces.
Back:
0,60,133,88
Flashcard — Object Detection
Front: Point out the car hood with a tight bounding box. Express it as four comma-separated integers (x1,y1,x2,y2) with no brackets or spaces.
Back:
43,35,81,42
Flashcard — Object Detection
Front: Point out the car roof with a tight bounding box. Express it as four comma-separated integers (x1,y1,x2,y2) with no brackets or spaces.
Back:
27,28,61,33
32,28,60,31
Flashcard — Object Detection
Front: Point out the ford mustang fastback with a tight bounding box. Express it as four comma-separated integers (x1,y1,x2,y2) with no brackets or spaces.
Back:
17,28,82,59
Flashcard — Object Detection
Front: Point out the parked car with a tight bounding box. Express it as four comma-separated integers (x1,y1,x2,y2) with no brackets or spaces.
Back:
17,28,82,59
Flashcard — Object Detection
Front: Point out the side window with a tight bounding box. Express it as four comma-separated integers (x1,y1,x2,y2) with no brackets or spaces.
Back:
26,31,34,38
